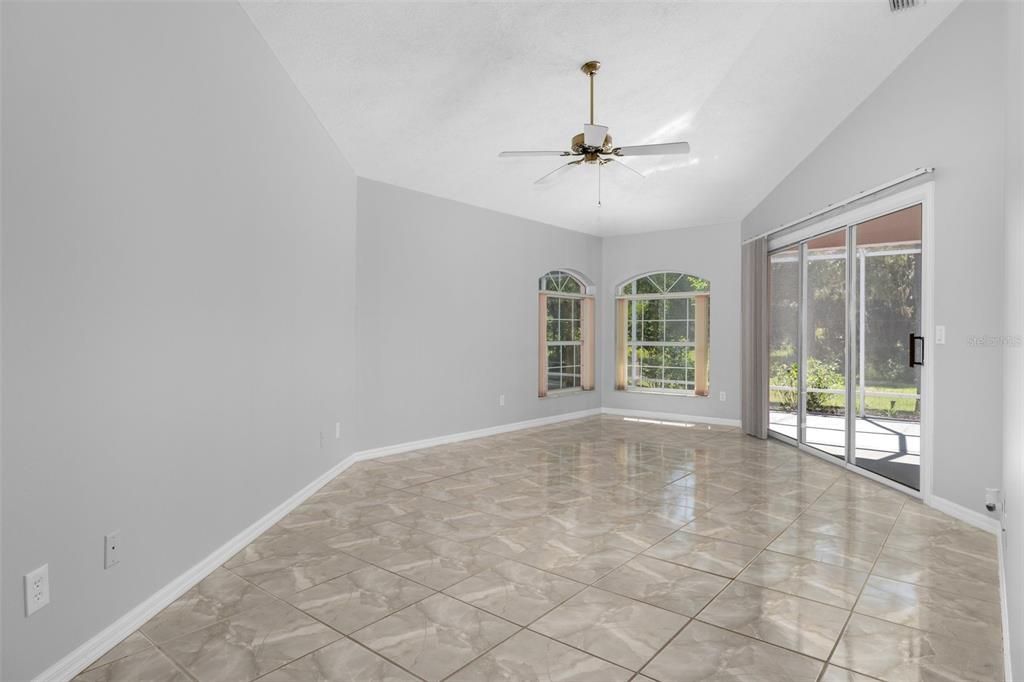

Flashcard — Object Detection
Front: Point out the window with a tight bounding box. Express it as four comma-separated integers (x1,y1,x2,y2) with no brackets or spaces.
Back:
539,270,595,397
615,272,710,396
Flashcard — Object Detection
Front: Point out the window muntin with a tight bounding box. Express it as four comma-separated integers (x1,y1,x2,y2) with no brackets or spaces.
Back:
540,271,584,295
617,272,710,395
540,270,590,394
547,296,582,390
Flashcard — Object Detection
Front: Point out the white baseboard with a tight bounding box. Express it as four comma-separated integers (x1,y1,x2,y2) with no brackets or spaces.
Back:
350,408,602,461
926,494,1002,534
599,407,741,428
35,407,600,681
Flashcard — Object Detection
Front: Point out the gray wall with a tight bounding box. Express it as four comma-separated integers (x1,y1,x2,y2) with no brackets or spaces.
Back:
742,1,1007,515
0,3,358,679
355,179,603,451
600,223,742,422
1003,0,1023,673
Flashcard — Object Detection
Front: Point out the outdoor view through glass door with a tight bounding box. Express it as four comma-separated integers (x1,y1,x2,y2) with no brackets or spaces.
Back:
768,204,923,491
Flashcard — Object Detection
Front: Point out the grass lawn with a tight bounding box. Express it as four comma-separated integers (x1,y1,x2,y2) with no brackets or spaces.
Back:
769,386,919,419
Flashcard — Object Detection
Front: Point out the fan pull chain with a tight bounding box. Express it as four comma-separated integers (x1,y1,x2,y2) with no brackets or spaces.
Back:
597,162,602,207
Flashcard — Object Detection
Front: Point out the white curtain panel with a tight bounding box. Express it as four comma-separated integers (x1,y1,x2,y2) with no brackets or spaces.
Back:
741,238,769,438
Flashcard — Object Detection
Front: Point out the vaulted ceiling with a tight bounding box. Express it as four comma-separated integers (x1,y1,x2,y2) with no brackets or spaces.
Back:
243,1,958,236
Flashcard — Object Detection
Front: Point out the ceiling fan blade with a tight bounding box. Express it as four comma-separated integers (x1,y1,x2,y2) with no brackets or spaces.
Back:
498,150,572,158
583,124,608,147
534,159,583,185
613,141,691,157
602,158,644,178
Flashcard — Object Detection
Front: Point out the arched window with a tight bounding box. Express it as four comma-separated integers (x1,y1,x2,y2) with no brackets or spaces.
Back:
615,272,711,396
539,270,595,397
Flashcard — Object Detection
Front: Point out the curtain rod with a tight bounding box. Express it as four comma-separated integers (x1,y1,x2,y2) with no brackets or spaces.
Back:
742,167,935,245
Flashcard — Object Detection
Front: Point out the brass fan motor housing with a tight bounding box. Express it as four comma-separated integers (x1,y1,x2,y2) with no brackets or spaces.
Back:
571,132,613,162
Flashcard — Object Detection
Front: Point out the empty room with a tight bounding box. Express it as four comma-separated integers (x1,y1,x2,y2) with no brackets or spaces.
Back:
1,0,1022,680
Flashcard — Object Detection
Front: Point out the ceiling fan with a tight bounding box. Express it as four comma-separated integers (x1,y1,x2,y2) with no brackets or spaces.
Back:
498,60,691,204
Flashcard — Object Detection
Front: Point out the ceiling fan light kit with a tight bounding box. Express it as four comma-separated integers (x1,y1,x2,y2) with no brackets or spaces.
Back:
498,59,692,204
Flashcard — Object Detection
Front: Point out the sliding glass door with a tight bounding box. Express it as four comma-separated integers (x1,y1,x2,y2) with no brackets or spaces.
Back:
851,206,923,489
802,230,848,460
767,204,924,492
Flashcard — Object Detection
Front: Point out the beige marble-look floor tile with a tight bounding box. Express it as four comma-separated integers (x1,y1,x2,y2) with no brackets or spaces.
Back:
594,555,729,616
819,665,881,682
830,613,1004,682
225,524,346,569
258,638,418,682
392,504,511,542
448,628,633,681
351,593,518,681
787,509,893,546
228,549,366,597
117,416,1009,682
562,518,679,553
83,631,153,671
767,527,881,573
159,599,340,682
444,559,585,625
74,647,187,682
324,521,437,564
871,544,1001,603
736,550,867,608
854,575,1003,646
697,581,849,660
682,510,791,549
645,531,760,578
139,567,277,643
514,533,637,584
641,621,823,682
375,536,503,590
529,587,688,671
285,564,434,633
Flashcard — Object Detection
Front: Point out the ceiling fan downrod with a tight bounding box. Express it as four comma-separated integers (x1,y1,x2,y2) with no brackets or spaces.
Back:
581,60,600,125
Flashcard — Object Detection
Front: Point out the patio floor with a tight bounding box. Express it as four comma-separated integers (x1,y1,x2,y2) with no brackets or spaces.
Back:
769,412,920,490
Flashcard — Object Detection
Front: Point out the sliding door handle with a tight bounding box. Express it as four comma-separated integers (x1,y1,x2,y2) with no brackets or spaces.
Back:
908,333,925,367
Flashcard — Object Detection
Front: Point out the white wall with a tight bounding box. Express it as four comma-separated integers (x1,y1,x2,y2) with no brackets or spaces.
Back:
0,3,358,679
1002,0,1023,673
742,1,1007,515
600,223,742,423
355,179,603,451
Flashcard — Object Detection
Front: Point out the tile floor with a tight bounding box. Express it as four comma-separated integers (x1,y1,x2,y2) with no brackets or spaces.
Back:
75,416,1004,682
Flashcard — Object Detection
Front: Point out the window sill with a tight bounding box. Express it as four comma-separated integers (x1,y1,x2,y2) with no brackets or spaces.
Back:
623,388,707,398
542,388,586,399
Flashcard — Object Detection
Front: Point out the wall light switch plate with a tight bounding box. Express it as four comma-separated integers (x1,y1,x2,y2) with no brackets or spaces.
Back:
105,531,121,569
24,564,50,616
499,394,505,407
335,422,341,439
935,325,946,344
719,391,726,402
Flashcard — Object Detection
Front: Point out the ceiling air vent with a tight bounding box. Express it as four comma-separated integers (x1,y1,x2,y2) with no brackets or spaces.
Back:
890,0,922,11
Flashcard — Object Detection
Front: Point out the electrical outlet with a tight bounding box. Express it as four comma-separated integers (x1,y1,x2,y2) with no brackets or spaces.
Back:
105,531,121,569
719,391,727,402
499,394,505,407
24,564,50,616
986,488,1000,513
935,325,946,345
335,422,341,439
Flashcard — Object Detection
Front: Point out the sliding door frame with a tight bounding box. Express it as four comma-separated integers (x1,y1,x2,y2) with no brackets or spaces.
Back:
766,182,934,501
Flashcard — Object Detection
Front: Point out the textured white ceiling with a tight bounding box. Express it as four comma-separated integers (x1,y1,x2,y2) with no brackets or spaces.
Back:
243,1,958,236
